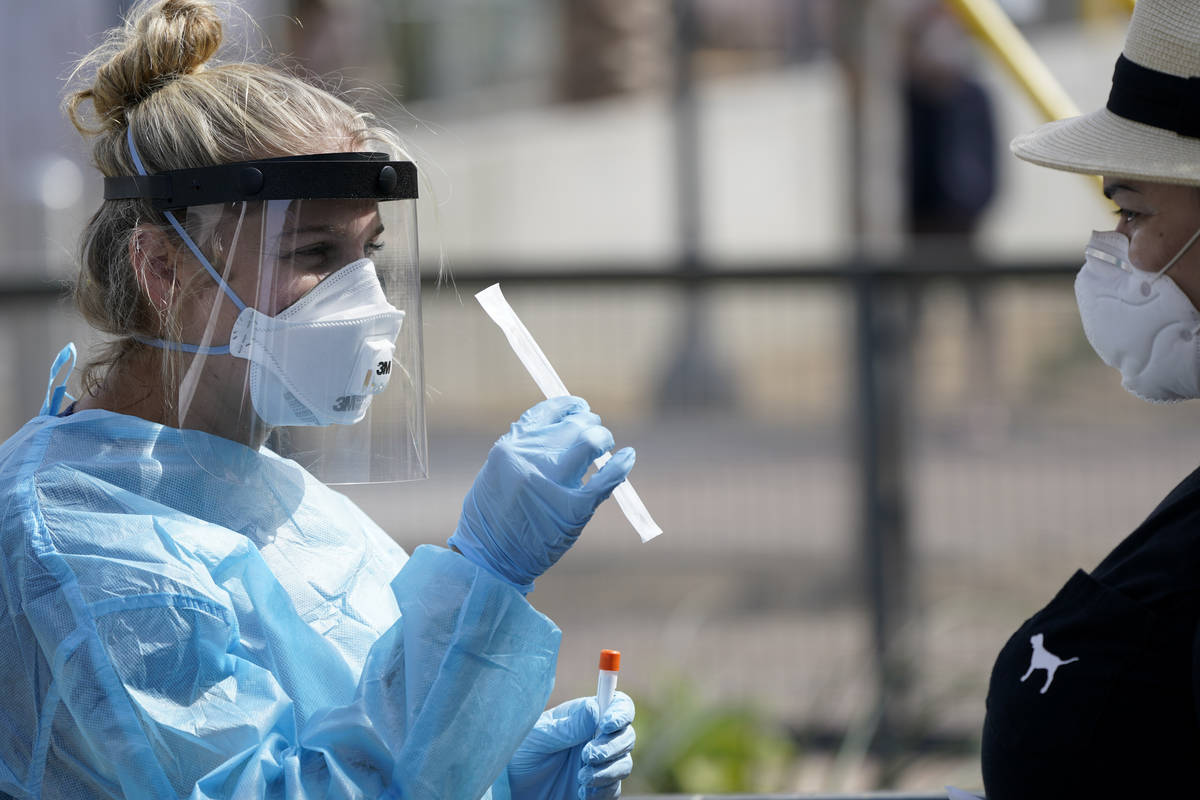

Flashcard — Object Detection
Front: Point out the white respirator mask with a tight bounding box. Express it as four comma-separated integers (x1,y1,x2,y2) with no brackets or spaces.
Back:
1075,228,1200,402
228,258,405,426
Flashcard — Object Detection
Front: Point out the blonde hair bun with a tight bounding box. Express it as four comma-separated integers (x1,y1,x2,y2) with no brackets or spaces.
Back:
68,0,222,131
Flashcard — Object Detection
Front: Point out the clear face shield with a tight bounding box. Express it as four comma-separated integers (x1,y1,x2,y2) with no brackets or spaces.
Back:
106,148,426,484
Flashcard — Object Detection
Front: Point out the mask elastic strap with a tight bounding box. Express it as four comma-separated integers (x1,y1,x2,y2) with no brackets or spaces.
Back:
1154,223,1200,280
132,335,230,355
1147,223,1200,337
126,125,244,356
126,126,246,313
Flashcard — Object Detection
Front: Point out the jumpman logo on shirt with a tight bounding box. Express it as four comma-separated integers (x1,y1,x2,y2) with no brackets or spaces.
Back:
1020,633,1079,694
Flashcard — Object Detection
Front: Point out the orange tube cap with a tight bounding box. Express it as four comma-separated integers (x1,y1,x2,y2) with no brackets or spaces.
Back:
598,650,621,672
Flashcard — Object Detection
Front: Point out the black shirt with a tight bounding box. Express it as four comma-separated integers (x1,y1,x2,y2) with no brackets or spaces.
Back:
982,463,1200,798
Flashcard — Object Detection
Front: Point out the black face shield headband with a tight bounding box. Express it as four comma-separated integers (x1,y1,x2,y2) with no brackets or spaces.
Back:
104,151,418,211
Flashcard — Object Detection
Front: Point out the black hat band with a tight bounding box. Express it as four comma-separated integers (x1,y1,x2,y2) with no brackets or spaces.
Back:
1107,53,1200,139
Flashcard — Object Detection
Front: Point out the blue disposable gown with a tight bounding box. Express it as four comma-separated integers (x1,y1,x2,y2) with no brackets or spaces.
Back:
0,406,561,799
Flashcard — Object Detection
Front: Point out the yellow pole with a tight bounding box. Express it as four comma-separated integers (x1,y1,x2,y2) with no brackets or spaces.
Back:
945,0,1107,192
1083,0,1136,19
944,0,1080,122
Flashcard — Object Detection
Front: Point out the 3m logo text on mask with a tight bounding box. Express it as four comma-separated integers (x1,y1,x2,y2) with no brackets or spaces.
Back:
333,395,367,413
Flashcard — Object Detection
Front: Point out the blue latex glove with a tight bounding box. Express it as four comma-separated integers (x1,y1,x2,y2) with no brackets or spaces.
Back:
449,396,635,594
507,692,636,800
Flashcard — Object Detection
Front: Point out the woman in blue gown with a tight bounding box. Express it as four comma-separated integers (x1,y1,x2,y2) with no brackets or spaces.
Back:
0,1,636,797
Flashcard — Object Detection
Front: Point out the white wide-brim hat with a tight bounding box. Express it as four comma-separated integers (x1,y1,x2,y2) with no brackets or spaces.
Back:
1012,0,1200,186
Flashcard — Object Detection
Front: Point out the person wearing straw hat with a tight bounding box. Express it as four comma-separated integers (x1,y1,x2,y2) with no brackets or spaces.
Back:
983,1,1200,796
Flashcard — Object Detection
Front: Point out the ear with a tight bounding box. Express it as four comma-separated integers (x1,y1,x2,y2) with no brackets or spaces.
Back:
129,226,177,313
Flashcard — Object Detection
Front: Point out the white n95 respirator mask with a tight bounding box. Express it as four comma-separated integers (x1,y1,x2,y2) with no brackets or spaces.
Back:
228,258,405,427
1075,229,1200,402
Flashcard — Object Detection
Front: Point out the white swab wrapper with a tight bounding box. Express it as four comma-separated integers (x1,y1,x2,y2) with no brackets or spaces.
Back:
475,283,663,542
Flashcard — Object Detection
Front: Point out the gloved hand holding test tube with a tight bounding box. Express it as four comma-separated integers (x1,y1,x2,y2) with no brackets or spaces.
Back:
596,649,620,733
475,283,663,542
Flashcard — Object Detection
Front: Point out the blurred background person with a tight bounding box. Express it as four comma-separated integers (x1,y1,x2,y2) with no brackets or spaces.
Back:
903,1,1003,442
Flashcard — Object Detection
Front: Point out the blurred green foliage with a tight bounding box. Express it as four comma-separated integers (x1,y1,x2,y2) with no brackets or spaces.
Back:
625,678,796,793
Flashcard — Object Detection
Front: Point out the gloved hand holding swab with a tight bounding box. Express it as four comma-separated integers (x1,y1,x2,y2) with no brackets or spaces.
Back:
475,283,663,542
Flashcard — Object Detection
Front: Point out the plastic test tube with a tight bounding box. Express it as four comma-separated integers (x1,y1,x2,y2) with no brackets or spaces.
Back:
596,649,620,732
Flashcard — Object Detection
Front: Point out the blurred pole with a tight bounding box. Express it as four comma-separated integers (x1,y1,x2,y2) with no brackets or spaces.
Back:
946,0,1079,121
656,0,736,411
673,0,701,271
836,0,915,785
